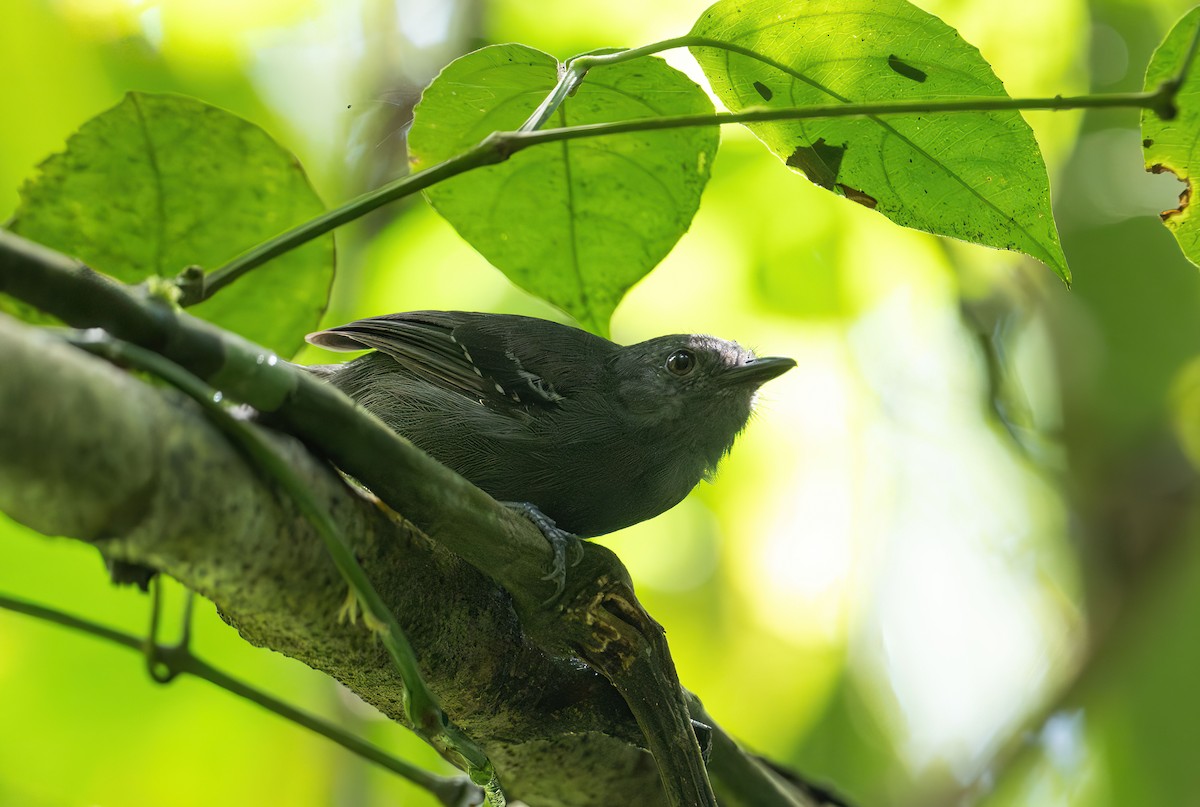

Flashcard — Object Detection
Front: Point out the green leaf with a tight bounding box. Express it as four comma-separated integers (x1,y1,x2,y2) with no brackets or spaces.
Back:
1143,7,1200,268
6,92,333,357
408,43,718,335
689,0,1069,283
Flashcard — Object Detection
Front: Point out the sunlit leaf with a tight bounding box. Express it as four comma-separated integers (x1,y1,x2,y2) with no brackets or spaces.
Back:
1143,6,1200,269
408,43,718,335
6,92,333,357
689,0,1069,283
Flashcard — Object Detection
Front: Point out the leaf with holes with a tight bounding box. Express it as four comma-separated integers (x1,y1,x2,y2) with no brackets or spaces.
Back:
408,43,718,335
1143,6,1200,268
690,0,1069,283
6,92,333,356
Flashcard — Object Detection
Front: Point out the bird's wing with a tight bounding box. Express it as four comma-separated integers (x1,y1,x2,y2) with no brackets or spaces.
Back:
306,311,570,407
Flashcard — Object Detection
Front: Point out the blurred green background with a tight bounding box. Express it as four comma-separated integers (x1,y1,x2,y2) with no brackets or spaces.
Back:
3,0,1200,805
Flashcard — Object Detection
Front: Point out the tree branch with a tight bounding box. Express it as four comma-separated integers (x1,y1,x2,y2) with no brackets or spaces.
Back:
0,299,830,804
0,313,653,806
0,591,482,807
0,228,730,805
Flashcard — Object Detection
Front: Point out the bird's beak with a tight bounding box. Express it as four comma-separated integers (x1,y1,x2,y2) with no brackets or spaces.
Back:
721,356,796,386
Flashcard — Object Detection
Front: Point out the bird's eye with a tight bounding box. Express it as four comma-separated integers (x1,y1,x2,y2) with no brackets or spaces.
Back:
666,349,696,376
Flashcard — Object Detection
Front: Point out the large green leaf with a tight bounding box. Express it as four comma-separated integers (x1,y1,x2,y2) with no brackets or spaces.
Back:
7,92,333,356
1143,7,1200,269
408,44,718,335
690,0,1069,283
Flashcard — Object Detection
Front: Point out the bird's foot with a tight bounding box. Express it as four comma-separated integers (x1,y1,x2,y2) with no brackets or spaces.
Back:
502,501,584,604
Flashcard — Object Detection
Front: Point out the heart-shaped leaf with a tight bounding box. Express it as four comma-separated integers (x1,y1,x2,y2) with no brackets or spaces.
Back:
7,92,333,356
690,0,1069,283
409,44,719,335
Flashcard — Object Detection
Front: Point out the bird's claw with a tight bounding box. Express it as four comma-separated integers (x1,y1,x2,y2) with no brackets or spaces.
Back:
503,501,583,605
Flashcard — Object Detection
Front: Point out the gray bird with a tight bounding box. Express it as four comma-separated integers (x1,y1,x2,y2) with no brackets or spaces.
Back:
306,310,794,547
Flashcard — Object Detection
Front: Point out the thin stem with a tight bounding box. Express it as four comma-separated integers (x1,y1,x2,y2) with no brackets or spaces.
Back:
505,90,1166,147
143,581,198,684
517,63,582,132
180,590,195,646
518,35,706,132
197,28,1200,301
570,35,794,69
202,87,1165,302
201,138,506,300
518,31,1183,133
0,593,478,807
145,577,172,682
63,329,505,805
520,35,793,132
0,592,140,649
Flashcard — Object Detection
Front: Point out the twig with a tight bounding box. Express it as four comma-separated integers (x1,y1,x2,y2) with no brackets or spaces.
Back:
1,229,719,807
200,84,1177,300
0,592,482,807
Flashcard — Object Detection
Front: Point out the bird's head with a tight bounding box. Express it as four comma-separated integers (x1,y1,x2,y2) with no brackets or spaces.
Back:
610,333,795,466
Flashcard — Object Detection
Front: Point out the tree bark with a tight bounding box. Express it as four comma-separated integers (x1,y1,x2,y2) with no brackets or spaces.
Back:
0,315,664,806
0,307,830,806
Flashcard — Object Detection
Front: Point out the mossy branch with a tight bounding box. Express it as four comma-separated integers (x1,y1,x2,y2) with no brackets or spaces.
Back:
0,235,834,806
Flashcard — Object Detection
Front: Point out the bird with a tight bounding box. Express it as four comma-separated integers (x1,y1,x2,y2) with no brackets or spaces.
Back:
305,311,794,578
